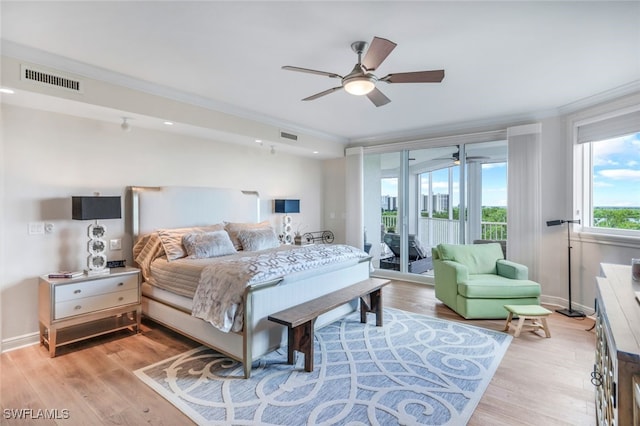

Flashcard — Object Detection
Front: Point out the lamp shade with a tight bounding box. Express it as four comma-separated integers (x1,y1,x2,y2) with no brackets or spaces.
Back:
72,196,122,220
274,199,300,214
343,77,376,96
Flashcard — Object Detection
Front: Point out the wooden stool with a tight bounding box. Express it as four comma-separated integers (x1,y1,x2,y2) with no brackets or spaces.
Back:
503,304,552,338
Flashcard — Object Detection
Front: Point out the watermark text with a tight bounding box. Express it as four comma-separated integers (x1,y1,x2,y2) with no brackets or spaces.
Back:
3,408,70,420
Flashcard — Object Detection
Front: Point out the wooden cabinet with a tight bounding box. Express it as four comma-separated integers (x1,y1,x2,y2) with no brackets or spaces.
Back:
38,267,141,356
594,264,640,425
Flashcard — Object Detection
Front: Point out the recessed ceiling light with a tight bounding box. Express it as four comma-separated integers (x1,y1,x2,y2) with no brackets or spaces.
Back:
0,88,15,94
163,121,174,126
255,139,262,143
313,151,319,154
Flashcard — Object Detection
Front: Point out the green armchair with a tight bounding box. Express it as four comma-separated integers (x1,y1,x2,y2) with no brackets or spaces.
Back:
432,243,541,319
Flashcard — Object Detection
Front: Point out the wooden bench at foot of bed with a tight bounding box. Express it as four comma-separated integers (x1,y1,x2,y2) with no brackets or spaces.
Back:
268,277,390,372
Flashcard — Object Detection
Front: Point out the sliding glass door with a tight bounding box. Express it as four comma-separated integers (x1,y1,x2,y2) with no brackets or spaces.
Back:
364,140,507,279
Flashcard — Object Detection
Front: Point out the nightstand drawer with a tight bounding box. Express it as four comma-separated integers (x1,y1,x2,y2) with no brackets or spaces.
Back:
55,275,138,302
55,288,139,319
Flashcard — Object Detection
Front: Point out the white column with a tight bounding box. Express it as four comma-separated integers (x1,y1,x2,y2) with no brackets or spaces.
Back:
467,162,483,242
507,123,542,281
345,147,364,249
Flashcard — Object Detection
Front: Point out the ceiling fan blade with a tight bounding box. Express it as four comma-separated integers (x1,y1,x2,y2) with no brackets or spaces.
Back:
380,70,445,84
282,66,342,79
362,37,397,71
366,87,391,107
302,86,343,101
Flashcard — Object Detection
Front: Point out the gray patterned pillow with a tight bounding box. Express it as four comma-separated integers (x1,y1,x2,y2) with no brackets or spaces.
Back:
224,221,272,250
182,230,237,259
158,224,225,261
237,228,280,252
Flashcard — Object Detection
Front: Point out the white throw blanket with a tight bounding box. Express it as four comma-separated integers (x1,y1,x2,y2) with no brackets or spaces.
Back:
191,244,369,332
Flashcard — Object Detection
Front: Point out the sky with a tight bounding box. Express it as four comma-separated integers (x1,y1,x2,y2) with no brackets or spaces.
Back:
592,132,640,207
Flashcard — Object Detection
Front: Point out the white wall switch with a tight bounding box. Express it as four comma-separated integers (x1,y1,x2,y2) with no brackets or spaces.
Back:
28,222,45,235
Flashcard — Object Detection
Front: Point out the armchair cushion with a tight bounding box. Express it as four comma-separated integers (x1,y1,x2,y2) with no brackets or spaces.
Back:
437,243,504,275
458,275,541,298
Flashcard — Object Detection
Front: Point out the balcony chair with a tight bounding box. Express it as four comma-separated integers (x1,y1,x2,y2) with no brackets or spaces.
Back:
379,233,433,274
432,242,540,319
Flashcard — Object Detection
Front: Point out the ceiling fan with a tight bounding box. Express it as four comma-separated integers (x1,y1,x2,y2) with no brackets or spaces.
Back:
282,36,445,107
434,146,489,164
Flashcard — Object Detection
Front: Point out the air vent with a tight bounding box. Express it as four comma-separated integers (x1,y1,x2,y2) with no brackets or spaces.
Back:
280,131,298,142
21,65,83,93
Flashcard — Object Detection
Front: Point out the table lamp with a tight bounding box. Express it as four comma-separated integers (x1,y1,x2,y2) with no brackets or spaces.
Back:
72,195,121,275
274,199,300,244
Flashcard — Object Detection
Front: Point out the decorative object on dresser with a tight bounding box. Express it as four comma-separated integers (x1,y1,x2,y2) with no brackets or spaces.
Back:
300,230,334,245
47,271,83,279
593,263,640,425
546,219,585,317
38,267,141,357
273,198,300,244
72,194,122,275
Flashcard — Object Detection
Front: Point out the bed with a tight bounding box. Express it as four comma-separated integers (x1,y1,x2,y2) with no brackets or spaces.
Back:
130,186,371,378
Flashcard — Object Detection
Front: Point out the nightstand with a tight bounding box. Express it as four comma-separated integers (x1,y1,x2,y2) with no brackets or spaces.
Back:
38,267,141,357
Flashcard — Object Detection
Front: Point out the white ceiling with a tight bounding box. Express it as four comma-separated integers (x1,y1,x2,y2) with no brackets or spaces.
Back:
1,1,639,145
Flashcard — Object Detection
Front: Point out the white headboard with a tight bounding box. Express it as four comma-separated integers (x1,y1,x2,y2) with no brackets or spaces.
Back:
131,186,260,237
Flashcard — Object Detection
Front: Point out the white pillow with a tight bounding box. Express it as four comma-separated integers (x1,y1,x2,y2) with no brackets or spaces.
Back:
237,228,280,252
182,230,237,259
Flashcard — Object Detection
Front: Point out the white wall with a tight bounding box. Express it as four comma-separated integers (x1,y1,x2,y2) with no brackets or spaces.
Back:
1,104,325,349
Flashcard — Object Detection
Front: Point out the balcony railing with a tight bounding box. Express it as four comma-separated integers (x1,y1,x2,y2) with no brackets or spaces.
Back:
381,215,506,247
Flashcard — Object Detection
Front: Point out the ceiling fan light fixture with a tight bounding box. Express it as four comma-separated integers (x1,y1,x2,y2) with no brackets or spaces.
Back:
343,75,376,96
282,36,444,106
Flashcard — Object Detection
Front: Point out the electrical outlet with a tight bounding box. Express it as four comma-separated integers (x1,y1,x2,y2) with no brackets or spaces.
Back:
109,239,122,250
45,223,54,234
28,222,45,235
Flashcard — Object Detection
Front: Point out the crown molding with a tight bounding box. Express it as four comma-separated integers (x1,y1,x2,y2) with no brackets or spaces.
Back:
348,81,640,147
557,80,640,116
1,40,347,145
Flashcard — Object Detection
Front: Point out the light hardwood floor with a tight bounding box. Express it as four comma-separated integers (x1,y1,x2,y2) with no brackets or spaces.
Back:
1,281,596,425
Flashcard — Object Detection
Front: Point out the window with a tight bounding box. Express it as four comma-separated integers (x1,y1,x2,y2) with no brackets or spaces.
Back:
363,140,507,277
576,108,640,237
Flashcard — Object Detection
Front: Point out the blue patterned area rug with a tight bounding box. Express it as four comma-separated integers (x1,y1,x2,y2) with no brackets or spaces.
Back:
135,308,511,425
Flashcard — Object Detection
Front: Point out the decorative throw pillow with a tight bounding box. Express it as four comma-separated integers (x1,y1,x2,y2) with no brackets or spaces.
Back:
237,227,280,252
158,224,225,261
182,230,237,259
133,232,165,280
224,221,272,250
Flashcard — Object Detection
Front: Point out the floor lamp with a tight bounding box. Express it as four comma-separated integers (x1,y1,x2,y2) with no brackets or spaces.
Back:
546,219,585,317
